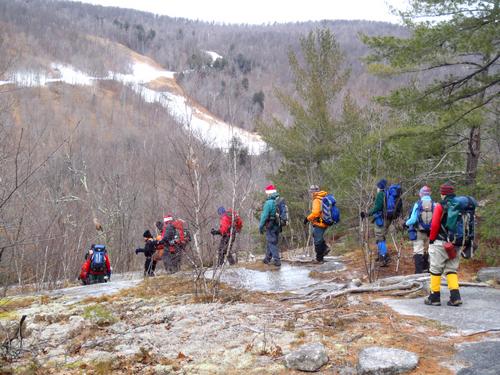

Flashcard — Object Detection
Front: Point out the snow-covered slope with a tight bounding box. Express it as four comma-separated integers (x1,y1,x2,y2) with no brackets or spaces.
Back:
0,57,266,155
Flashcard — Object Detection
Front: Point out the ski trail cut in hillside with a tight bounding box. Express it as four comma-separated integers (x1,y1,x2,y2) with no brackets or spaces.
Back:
0,59,266,155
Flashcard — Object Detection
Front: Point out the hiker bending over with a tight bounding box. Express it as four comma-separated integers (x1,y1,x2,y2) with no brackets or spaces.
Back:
211,206,243,266
159,215,190,273
135,230,157,276
405,186,433,274
425,184,476,307
79,244,111,285
304,185,339,263
259,184,282,267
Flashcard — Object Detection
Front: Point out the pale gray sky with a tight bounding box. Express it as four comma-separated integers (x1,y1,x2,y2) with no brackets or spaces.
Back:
70,0,409,24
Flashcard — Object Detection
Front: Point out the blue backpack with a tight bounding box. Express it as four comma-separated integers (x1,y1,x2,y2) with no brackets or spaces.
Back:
321,194,340,226
90,245,106,272
384,184,403,220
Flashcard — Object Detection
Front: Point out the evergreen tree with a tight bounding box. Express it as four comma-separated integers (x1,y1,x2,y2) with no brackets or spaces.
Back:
258,29,349,233
362,0,500,185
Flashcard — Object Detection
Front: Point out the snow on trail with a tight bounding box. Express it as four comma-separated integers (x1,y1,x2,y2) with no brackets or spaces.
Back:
0,60,266,155
204,50,223,62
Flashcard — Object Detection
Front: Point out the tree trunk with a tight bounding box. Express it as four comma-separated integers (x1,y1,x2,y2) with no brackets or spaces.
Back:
465,124,480,185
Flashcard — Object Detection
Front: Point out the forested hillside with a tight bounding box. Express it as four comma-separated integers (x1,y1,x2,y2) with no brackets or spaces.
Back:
0,0,498,290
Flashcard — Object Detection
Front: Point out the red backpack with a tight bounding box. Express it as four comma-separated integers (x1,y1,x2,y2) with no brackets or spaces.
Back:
226,209,243,233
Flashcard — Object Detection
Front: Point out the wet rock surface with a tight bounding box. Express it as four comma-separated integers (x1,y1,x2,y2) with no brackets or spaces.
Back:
357,346,419,374
454,341,500,375
379,286,500,333
476,267,500,283
284,342,329,372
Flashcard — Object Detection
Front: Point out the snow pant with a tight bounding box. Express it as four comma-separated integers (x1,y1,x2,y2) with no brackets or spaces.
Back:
429,240,460,276
374,218,392,242
428,240,460,296
163,246,182,273
412,231,430,274
87,274,106,284
313,226,328,261
218,235,236,266
144,256,157,276
264,226,280,263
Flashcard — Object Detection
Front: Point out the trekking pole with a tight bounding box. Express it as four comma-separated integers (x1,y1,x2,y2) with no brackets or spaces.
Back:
390,232,401,273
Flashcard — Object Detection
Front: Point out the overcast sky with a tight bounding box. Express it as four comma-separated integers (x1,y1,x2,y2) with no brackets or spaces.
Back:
70,0,409,24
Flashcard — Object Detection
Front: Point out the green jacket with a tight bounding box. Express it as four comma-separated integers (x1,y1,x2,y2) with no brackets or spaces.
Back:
259,193,279,231
368,190,384,216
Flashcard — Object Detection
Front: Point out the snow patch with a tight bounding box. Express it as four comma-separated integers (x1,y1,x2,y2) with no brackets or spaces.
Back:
204,50,223,62
3,61,266,155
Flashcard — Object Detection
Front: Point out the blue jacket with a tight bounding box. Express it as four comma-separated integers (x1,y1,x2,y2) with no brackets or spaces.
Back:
259,193,279,231
406,196,432,226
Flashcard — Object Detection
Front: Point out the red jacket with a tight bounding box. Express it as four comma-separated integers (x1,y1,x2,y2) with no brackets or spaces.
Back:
79,253,111,280
429,203,444,241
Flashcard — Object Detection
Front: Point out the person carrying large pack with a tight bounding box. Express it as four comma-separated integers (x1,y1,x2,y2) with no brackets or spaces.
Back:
425,183,477,307
79,244,111,285
135,230,157,276
158,214,190,273
360,179,402,267
259,184,283,267
304,185,340,263
405,186,433,274
211,206,243,266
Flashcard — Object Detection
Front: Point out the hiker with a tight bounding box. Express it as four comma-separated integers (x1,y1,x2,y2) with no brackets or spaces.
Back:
259,184,282,267
360,179,402,267
405,186,433,274
159,214,190,273
211,206,243,266
425,184,476,307
79,244,111,285
135,230,157,276
303,185,334,262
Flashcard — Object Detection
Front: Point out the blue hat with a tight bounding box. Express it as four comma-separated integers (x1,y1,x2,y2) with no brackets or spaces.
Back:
376,179,387,189
217,206,226,215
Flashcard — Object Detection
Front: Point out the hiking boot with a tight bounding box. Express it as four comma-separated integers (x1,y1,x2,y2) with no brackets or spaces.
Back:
447,289,463,307
262,258,270,265
424,292,441,306
272,260,281,267
380,254,391,267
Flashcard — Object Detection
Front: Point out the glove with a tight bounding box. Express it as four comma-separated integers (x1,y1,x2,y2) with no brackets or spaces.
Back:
259,227,264,235
303,217,309,225
135,248,141,255
429,240,435,245
211,228,220,236
360,212,366,219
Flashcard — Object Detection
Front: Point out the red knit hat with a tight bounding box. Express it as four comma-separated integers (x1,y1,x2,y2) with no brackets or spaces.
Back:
265,184,277,195
440,184,454,196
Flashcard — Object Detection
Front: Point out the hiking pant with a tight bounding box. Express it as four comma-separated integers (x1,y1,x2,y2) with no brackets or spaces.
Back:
374,219,392,242
313,226,327,261
88,274,105,284
163,246,182,273
264,226,280,262
144,257,157,276
429,240,460,275
218,235,236,266
412,231,429,255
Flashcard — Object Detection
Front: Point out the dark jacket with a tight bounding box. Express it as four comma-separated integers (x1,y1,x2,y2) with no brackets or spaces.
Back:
368,190,385,216
259,193,279,232
137,239,157,257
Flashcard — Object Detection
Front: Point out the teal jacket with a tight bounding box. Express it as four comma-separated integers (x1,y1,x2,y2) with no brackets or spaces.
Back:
259,193,279,231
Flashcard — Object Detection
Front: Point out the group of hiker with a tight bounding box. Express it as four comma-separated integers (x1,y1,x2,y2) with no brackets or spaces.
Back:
78,178,477,308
